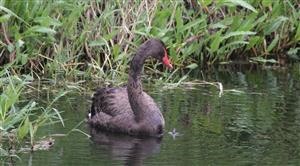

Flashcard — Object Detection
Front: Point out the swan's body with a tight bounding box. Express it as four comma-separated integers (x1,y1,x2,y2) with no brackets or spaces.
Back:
88,39,172,137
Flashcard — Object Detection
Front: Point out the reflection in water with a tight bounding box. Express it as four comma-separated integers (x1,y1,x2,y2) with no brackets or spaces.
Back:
89,127,162,166
15,64,300,165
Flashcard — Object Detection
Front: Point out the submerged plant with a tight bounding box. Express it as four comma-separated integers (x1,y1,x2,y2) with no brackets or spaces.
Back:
0,66,66,159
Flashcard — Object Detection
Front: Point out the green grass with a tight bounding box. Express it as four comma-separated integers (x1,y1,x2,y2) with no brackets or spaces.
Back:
0,0,300,160
0,0,299,82
0,65,66,159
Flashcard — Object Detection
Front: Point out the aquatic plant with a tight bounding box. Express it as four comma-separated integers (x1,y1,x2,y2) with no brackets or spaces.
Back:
0,65,65,159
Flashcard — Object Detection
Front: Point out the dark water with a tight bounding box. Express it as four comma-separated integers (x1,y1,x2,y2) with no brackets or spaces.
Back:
16,64,300,165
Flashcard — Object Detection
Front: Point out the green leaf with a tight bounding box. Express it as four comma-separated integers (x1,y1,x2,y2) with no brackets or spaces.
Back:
175,7,183,31
254,14,268,26
7,44,15,53
264,16,288,35
30,26,56,34
262,0,272,7
250,57,277,63
16,39,24,48
226,0,257,13
222,31,256,40
287,48,300,60
180,18,205,33
267,34,279,52
20,54,28,65
210,31,222,52
246,36,262,49
18,117,30,140
0,6,29,26
294,25,300,41
220,41,249,50
287,48,299,56
52,108,64,127
0,14,11,23
116,52,127,61
201,0,213,6
48,90,70,108
112,44,120,60
34,16,62,26
153,10,171,28
210,22,227,29
89,39,106,47
103,30,118,41
29,122,34,146
186,63,198,69
0,148,9,156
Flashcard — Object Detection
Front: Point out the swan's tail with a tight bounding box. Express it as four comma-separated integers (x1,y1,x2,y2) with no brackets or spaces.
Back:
89,88,107,119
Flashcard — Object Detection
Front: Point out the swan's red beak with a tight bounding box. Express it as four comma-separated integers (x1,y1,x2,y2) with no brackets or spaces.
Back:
162,49,173,69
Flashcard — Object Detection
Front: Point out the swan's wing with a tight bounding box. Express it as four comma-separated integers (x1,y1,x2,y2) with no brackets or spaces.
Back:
91,87,132,117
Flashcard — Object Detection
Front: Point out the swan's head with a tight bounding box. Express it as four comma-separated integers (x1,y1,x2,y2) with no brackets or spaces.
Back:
141,39,173,69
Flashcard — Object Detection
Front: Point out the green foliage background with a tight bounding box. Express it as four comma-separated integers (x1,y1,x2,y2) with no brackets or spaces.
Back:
0,0,299,80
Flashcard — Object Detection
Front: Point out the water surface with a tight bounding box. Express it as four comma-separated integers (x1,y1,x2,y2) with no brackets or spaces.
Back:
16,64,300,165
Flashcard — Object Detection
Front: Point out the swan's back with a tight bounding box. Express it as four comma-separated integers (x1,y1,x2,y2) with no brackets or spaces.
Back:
90,87,132,117
89,87,165,137
88,39,172,137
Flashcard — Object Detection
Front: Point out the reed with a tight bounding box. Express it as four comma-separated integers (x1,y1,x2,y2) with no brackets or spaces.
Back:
0,66,65,159
0,0,299,160
0,0,299,81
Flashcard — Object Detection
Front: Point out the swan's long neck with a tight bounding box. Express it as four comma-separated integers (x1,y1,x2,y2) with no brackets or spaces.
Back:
127,50,148,122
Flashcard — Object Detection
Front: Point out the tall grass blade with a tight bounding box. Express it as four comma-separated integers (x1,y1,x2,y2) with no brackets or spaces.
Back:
226,0,258,13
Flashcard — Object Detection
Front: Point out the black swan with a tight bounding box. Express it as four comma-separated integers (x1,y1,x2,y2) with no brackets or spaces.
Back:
88,39,172,137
